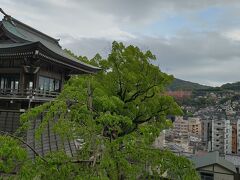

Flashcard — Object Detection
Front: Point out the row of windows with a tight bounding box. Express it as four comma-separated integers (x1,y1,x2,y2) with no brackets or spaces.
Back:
38,76,61,92
0,74,61,92
0,74,19,90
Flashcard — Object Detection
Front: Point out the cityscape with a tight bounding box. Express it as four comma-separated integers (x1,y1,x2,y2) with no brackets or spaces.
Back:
1,1,240,180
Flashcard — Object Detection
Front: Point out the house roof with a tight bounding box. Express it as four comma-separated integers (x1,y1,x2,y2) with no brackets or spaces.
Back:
0,13,100,74
191,151,237,173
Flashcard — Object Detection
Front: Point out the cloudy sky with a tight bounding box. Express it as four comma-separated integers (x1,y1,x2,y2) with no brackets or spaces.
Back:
1,0,240,86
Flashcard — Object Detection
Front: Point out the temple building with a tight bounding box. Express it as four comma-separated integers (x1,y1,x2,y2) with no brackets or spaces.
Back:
0,9,100,157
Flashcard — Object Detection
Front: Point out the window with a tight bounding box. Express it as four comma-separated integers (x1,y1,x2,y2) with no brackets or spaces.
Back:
44,77,50,91
49,79,54,91
200,172,213,180
54,79,60,91
38,76,61,92
29,81,33,90
0,78,4,89
15,81,19,90
0,74,19,90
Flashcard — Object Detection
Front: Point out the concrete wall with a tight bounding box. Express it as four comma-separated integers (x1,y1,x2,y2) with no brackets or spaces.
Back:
214,173,234,180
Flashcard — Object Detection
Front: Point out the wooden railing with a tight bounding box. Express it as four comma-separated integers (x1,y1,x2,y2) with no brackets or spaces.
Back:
0,88,59,99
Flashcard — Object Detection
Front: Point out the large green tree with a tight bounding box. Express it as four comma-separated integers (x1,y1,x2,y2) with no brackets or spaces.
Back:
0,42,199,179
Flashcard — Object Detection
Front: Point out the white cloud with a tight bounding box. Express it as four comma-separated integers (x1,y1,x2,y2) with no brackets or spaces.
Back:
0,0,135,41
223,30,240,41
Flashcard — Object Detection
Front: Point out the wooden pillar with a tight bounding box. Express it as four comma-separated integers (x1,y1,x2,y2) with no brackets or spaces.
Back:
19,69,25,95
61,72,65,91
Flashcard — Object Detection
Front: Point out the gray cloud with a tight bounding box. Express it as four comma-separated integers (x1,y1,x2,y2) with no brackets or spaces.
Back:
61,35,112,58
1,0,240,86
3,0,240,26
62,31,240,86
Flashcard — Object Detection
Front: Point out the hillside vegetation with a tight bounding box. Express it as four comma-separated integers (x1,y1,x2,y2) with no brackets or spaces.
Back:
168,78,210,91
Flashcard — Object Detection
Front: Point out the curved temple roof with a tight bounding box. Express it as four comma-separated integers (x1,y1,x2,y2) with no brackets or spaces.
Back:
0,14,100,74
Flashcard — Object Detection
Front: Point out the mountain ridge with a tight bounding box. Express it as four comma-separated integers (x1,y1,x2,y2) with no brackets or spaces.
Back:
168,78,211,91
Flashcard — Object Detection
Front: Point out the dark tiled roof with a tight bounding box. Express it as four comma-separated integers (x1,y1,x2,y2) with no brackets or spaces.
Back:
0,42,34,48
0,16,100,73
26,114,77,158
0,111,77,158
0,111,20,133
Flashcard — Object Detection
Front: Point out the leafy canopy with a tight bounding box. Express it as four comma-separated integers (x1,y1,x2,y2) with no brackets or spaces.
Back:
1,41,199,179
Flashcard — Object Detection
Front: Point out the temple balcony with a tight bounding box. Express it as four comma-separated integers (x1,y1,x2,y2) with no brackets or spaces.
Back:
0,88,59,102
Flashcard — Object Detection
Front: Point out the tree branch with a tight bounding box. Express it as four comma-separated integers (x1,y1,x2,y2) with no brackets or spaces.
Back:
0,131,48,163
124,85,157,103
133,106,170,126
141,92,155,102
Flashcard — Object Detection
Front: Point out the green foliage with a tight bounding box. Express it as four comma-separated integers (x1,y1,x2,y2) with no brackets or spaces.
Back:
0,135,27,174
1,41,199,179
18,151,77,180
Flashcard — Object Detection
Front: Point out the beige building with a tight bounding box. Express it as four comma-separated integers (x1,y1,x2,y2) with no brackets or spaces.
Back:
173,116,202,139
173,116,189,138
188,117,201,137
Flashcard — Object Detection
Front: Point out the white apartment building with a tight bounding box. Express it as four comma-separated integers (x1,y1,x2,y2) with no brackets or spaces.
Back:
211,119,232,154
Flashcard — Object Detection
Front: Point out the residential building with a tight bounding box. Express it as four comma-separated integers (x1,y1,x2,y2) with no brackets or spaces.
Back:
188,117,201,137
191,151,238,180
173,116,189,138
211,120,232,154
232,122,237,154
236,119,240,154
173,116,202,139
201,120,212,148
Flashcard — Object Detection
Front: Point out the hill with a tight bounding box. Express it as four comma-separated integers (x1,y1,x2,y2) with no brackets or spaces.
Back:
168,78,211,91
220,81,240,91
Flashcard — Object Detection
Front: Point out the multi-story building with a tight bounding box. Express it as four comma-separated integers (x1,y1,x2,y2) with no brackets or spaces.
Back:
201,120,212,147
202,119,240,155
211,120,232,154
236,119,240,154
173,116,189,138
232,122,238,154
188,117,201,137
173,116,202,139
